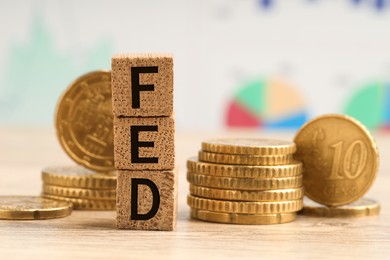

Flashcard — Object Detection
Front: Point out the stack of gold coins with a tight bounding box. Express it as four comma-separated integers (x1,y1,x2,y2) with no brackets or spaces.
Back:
41,166,116,210
40,70,117,210
187,138,304,224
294,114,380,218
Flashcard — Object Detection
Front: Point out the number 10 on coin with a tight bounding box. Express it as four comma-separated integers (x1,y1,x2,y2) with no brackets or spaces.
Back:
294,114,378,206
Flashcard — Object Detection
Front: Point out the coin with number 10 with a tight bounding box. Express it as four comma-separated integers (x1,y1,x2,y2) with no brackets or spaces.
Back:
294,114,379,206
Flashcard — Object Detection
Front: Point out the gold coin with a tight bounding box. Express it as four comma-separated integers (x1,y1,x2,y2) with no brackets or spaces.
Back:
42,194,115,210
294,114,379,206
299,197,380,218
202,138,296,156
42,166,117,189
0,196,72,220
187,195,303,214
187,172,302,191
199,151,293,166
55,70,115,172
190,208,296,225
190,184,304,202
187,157,302,178
43,184,116,200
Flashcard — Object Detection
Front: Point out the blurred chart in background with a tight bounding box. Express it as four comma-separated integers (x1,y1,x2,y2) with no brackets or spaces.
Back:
0,15,111,124
1,0,390,131
345,81,390,131
226,78,308,129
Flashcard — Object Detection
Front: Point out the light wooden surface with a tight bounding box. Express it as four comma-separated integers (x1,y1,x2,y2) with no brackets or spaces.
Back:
0,127,389,259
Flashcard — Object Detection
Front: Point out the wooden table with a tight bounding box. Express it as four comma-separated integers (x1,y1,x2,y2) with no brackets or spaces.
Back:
0,127,389,259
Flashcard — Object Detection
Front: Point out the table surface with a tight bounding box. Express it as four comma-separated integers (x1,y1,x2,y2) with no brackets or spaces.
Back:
0,127,389,259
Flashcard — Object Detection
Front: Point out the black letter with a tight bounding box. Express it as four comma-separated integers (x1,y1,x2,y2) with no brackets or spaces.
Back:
131,66,158,109
131,125,159,163
131,178,160,220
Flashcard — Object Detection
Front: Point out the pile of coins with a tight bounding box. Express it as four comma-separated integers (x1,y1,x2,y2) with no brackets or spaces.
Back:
41,166,116,210
40,70,117,210
187,138,304,224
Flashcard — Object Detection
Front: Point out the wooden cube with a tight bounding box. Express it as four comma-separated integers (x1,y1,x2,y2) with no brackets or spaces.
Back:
116,169,178,231
113,116,175,170
111,54,174,117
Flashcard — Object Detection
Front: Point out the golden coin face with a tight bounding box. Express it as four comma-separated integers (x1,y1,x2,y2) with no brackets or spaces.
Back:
0,196,72,220
191,208,296,225
56,71,114,172
299,197,380,217
42,166,117,189
202,138,296,156
294,114,379,206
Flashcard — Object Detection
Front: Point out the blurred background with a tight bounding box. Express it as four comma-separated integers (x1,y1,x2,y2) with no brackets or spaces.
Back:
1,0,390,131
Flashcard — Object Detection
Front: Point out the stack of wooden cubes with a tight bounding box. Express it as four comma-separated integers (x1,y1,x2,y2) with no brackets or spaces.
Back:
111,54,177,231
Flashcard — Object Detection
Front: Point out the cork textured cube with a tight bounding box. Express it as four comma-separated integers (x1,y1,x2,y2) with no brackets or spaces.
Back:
112,54,174,117
113,116,175,170
116,169,178,231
